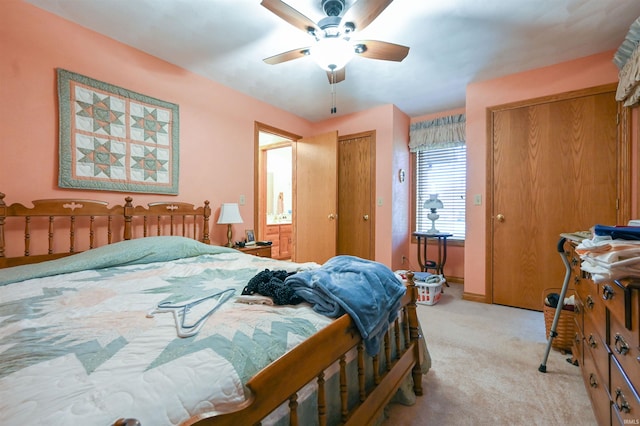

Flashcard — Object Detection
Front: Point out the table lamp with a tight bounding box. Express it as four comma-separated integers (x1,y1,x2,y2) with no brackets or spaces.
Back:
217,203,243,247
423,194,444,234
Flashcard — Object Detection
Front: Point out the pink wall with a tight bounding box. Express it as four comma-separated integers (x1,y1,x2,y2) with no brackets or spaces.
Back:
0,0,318,250
409,107,466,280
464,51,622,298
311,104,409,267
1,0,409,264
390,106,412,271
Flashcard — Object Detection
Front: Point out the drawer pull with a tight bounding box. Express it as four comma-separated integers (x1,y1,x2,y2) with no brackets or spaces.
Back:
614,334,630,356
602,285,614,301
571,257,578,266
574,304,581,314
589,373,598,388
614,388,631,414
585,296,594,310
588,334,598,349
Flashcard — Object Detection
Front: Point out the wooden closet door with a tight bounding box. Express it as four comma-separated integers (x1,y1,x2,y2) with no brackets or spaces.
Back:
491,89,618,310
337,132,375,259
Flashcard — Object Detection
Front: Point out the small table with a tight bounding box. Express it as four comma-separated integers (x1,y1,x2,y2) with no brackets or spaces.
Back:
413,232,452,286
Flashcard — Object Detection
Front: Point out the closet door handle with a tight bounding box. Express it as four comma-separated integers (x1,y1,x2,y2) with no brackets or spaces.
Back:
328,213,337,220
496,214,505,222
363,214,369,221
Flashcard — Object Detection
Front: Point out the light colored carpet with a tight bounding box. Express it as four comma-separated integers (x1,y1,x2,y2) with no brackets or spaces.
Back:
383,283,597,425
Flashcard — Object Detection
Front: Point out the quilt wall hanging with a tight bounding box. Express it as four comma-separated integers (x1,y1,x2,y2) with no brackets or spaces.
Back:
57,69,179,194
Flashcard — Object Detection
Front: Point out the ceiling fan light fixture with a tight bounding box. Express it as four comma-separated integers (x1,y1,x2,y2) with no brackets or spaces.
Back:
310,37,354,71
322,0,345,17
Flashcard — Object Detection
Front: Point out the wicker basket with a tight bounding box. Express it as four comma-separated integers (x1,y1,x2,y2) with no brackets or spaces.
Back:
543,289,576,352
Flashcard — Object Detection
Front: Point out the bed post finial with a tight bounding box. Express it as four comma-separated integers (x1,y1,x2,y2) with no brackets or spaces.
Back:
203,200,211,244
124,196,134,240
0,192,5,259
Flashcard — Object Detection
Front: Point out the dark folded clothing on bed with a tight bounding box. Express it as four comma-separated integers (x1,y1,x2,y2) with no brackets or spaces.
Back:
241,269,302,305
285,255,406,356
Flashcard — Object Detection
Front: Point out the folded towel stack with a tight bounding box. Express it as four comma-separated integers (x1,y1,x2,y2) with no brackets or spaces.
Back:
576,232,640,283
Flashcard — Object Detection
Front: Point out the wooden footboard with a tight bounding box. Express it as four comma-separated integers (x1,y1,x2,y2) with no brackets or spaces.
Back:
186,272,423,426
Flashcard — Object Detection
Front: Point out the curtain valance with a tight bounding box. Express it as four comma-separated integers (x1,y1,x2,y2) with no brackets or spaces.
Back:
409,114,466,152
615,17,640,107
616,42,640,107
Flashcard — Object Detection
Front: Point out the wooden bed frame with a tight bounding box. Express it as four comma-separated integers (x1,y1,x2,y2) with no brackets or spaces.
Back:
0,192,424,426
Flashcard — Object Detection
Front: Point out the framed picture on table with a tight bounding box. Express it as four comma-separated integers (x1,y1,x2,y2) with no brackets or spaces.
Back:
245,229,255,245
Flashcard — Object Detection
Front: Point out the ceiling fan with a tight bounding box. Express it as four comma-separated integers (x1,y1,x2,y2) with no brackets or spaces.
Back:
261,0,410,85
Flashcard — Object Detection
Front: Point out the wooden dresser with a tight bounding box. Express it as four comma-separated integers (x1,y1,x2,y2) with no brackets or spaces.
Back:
567,240,640,425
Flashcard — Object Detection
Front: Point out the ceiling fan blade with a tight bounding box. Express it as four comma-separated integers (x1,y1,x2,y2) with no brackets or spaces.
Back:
263,47,311,65
341,0,394,32
355,40,409,62
261,0,320,35
326,68,346,84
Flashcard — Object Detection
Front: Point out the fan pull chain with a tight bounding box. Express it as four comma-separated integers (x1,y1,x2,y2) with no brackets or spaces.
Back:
330,68,337,114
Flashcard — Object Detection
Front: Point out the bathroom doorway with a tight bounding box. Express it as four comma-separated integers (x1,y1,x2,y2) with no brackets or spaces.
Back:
255,122,299,260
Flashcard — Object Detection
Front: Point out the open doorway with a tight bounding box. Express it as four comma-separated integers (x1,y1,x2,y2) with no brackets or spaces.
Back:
254,122,300,260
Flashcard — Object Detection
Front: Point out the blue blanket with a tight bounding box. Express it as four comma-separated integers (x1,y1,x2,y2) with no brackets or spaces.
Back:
285,255,406,356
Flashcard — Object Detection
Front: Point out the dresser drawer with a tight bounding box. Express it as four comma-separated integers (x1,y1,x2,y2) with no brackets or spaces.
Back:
609,313,640,394
570,251,583,289
601,281,628,332
250,246,271,257
237,245,272,258
576,277,597,308
573,327,583,366
611,356,640,425
584,311,610,383
574,293,585,335
582,284,607,353
581,348,612,426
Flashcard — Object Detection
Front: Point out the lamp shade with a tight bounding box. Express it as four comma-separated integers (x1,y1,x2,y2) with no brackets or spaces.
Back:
217,203,243,224
423,194,444,210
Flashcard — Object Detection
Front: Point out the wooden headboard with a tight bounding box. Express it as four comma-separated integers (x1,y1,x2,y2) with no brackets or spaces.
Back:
0,192,211,268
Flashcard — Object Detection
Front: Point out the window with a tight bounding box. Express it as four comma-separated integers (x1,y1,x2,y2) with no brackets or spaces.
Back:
414,146,466,240
410,113,466,240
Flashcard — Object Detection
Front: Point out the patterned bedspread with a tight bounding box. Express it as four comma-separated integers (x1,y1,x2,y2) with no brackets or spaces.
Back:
0,237,331,425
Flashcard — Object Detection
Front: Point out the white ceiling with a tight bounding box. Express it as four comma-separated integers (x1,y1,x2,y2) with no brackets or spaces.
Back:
24,0,640,122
